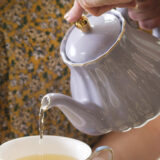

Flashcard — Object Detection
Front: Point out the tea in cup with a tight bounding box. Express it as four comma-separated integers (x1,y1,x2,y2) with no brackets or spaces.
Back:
0,135,113,160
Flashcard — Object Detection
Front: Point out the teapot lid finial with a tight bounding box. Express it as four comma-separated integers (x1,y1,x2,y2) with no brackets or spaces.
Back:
75,15,91,33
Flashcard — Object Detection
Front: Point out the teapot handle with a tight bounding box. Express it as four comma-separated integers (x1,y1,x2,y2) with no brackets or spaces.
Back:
87,146,113,160
117,8,160,39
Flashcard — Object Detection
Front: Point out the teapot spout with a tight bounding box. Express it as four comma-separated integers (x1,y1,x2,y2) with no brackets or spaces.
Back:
41,93,110,135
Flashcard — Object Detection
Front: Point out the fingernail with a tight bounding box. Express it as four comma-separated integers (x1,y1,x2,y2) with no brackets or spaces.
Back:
64,12,72,22
64,12,69,19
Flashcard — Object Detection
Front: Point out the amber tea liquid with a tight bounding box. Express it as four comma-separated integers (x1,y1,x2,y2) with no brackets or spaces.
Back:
17,154,77,160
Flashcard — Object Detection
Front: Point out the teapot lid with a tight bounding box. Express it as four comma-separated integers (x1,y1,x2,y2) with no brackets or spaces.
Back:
65,10,125,63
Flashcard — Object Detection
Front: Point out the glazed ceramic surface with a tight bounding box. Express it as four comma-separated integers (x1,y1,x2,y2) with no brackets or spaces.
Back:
41,9,160,135
0,136,113,160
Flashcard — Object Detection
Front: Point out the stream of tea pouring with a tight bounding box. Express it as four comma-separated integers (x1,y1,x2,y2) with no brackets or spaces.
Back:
39,108,45,139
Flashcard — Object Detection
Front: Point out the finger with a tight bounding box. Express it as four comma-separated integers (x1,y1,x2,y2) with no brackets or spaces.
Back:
64,1,84,23
116,0,136,8
82,0,136,17
85,5,113,16
134,0,159,10
80,0,134,8
102,0,134,6
128,9,160,21
136,0,149,3
128,4,160,21
139,16,160,29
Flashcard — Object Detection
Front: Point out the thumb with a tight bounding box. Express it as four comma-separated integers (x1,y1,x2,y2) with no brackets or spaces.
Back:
64,1,84,23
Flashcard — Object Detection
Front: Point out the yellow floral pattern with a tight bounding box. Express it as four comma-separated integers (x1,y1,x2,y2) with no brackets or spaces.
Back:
0,0,101,146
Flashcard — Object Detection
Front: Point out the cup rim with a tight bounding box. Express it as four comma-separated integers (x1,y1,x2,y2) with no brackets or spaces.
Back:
0,135,91,149
0,135,92,160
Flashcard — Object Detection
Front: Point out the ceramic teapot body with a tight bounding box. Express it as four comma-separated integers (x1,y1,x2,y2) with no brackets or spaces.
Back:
41,10,160,135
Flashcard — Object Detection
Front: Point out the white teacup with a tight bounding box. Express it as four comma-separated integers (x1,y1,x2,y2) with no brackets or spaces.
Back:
0,135,113,160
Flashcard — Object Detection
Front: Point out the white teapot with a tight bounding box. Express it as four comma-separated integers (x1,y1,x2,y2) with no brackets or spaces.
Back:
41,9,160,135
